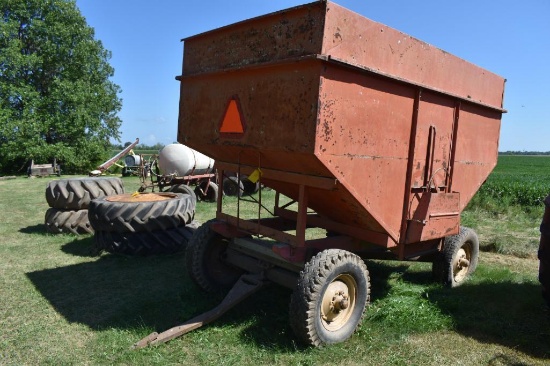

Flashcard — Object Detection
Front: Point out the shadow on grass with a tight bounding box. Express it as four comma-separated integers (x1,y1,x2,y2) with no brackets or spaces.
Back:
364,261,549,358
26,252,213,333
26,254,550,358
19,224,48,235
426,280,549,359
61,236,99,257
25,251,300,351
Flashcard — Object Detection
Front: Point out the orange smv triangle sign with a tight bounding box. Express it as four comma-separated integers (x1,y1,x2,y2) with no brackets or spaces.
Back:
220,98,245,134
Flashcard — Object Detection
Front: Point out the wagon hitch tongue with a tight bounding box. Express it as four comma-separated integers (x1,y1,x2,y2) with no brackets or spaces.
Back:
132,273,268,349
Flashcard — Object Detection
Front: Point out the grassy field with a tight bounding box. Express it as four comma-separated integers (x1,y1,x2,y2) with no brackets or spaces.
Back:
462,155,550,259
0,156,549,365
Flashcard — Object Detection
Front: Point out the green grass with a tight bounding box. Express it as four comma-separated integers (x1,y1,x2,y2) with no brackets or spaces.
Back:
0,172,549,365
462,155,549,258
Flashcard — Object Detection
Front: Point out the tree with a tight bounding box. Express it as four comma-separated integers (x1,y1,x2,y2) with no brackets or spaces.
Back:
0,0,122,174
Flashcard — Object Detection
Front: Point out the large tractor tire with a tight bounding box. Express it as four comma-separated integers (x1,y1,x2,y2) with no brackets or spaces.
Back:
289,249,370,347
94,221,199,256
539,195,550,308
88,192,195,233
186,219,243,293
45,208,93,235
46,177,124,210
433,227,479,288
194,181,219,203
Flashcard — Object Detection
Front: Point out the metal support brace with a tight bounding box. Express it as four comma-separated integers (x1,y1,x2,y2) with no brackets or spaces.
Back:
132,273,268,349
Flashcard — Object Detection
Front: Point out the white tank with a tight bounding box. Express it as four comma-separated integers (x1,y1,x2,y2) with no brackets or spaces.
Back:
124,155,141,167
158,143,215,176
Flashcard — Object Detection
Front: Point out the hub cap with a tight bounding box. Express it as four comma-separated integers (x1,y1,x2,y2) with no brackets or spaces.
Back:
321,274,357,331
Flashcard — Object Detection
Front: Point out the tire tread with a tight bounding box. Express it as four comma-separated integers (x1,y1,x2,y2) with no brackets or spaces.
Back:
88,193,195,233
289,249,370,347
46,177,124,210
45,208,93,235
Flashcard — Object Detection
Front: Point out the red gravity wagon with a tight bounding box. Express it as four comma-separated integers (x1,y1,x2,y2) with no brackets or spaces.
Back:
136,0,506,348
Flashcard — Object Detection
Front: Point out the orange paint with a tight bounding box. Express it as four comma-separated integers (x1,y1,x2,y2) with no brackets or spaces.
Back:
220,99,244,133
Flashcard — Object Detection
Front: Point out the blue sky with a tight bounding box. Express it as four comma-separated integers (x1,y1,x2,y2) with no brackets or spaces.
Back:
76,0,550,151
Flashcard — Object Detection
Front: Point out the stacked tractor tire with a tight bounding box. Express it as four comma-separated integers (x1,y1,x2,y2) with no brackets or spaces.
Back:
88,191,198,256
45,177,124,235
45,177,198,256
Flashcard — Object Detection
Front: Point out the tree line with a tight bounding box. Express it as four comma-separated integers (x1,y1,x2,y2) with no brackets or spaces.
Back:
499,151,550,156
111,142,167,151
0,0,121,175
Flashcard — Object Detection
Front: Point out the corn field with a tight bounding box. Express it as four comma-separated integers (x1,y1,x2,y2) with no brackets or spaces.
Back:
474,155,550,207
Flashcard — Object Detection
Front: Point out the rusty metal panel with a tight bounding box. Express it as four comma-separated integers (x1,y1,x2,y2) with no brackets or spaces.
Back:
321,2,505,110
406,192,460,242
182,2,326,75
449,103,502,211
179,60,328,175
315,65,414,241
177,0,505,246
409,92,456,191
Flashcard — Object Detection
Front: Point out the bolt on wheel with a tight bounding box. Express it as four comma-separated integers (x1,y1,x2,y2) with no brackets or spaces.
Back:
320,274,357,332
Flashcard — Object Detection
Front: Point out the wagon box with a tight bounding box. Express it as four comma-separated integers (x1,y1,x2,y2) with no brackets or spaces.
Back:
136,0,505,348
178,1,504,249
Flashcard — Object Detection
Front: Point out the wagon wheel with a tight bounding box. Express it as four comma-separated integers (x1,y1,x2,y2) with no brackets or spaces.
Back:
289,249,370,347
195,181,219,203
434,227,479,287
241,175,260,195
186,219,243,293
168,184,197,205
222,177,243,197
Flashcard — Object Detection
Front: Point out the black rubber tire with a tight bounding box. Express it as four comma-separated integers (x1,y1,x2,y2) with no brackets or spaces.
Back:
241,176,260,195
194,181,219,203
185,219,243,293
289,249,370,347
46,177,124,210
167,184,197,205
45,208,93,235
94,221,199,256
88,192,195,233
222,177,243,197
436,226,479,288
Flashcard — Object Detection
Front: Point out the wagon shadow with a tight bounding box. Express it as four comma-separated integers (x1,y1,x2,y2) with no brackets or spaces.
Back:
25,252,214,332
25,254,550,357
24,252,404,353
426,280,550,359
364,261,550,358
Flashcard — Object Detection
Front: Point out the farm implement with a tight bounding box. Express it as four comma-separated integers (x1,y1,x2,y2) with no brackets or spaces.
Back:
135,0,506,348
